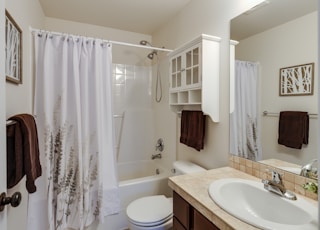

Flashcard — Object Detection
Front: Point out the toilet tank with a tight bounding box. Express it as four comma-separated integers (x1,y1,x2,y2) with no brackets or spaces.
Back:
173,160,206,175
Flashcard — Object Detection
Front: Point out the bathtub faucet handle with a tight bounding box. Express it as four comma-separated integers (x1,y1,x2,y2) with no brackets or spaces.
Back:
155,138,164,152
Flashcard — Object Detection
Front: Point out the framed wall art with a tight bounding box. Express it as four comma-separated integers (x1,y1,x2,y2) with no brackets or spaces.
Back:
279,63,314,96
5,10,22,84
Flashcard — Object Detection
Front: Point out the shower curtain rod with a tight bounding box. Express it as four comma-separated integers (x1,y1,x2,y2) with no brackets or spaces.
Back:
30,27,173,52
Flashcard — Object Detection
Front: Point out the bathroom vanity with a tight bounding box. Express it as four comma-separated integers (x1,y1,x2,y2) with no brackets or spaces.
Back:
173,191,219,230
169,167,318,230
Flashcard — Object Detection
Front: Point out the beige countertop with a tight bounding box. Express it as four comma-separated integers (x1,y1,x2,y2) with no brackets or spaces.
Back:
259,158,301,169
168,166,318,230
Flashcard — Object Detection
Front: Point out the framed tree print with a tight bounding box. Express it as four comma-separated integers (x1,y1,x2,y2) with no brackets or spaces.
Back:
279,63,314,96
5,10,22,84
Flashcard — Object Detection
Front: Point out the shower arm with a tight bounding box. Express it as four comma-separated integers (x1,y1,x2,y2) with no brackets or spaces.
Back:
139,40,171,52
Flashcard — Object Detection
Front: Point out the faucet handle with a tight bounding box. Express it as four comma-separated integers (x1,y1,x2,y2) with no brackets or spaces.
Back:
265,169,283,184
155,138,164,152
271,171,282,184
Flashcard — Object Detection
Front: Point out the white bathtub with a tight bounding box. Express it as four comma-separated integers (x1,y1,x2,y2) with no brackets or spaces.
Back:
97,160,173,230
118,160,168,182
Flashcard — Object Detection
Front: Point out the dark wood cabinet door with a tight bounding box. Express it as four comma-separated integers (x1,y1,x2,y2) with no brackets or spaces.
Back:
193,209,220,230
173,216,187,230
173,191,191,229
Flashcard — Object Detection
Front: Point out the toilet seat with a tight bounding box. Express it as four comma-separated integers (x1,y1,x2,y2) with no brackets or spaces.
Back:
129,213,173,227
126,195,173,227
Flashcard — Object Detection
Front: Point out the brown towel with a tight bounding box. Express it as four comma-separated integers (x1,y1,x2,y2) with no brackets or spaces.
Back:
7,114,42,193
180,110,206,151
6,122,23,189
278,111,309,149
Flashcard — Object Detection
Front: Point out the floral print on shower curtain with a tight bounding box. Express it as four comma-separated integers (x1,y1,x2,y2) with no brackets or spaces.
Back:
28,31,120,230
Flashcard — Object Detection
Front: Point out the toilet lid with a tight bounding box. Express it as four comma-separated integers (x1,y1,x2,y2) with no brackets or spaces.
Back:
126,195,173,226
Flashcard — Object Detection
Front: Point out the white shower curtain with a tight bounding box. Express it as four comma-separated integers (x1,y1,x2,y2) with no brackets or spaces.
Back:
28,31,120,230
230,60,262,161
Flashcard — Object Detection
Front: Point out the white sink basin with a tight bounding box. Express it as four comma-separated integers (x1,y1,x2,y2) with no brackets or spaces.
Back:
208,178,318,230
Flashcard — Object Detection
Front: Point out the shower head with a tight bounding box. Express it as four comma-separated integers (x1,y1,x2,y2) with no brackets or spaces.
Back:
147,50,157,60
140,40,158,60
140,40,152,46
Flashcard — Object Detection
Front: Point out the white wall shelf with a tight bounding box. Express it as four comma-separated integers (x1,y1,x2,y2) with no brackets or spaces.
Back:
168,34,221,122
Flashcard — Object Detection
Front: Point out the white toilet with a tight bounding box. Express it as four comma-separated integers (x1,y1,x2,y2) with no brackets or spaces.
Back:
126,160,206,230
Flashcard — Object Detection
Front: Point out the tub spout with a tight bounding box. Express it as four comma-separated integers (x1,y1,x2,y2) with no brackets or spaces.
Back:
151,153,162,160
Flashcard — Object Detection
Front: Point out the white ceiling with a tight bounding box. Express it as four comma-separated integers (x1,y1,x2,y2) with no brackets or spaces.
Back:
38,0,317,37
38,0,191,35
231,0,317,41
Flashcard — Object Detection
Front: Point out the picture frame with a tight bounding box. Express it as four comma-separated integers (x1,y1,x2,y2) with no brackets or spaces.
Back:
279,63,314,96
5,10,22,84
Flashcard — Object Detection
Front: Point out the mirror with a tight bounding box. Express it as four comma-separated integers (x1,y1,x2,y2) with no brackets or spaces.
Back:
230,0,318,177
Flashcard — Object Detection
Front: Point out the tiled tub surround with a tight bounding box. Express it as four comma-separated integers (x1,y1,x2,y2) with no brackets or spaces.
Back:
112,64,154,162
168,167,318,230
228,155,318,201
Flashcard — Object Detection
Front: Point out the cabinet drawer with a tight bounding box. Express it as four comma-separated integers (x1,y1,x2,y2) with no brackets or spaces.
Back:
173,192,191,229
173,216,186,230
193,209,219,230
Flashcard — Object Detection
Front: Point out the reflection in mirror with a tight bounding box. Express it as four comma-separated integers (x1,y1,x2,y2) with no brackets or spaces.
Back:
229,0,318,178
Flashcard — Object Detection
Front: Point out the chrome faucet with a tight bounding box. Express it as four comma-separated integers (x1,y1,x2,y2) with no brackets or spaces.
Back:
262,170,297,200
300,159,318,179
151,153,162,160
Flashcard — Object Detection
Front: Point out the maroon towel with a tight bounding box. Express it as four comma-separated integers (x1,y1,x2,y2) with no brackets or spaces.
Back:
7,114,42,193
6,122,23,190
278,111,309,149
180,110,206,151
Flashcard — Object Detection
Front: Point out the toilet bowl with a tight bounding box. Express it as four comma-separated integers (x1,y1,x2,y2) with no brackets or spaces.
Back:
126,161,206,230
127,195,173,230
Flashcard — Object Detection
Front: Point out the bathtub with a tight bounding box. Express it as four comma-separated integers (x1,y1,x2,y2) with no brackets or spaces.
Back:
98,160,173,230
118,160,168,182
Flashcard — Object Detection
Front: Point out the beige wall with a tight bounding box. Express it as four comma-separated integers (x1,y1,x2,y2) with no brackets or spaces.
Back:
153,0,266,170
41,0,266,172
5,1,44,230
5,0,44,117
235,12,318,166
44,17,152,66
0,0,6,227
4,0,267,229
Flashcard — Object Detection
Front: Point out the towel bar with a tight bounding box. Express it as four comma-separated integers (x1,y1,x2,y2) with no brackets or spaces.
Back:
6,120,17,126
263,111,318,118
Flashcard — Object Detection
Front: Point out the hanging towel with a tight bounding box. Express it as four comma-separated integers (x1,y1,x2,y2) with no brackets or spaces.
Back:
278,111,309,149
7,114,42,193
180,110,206,151
6,122,23,189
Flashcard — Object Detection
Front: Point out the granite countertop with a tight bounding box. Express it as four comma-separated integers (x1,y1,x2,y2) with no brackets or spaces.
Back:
168,167,318,230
